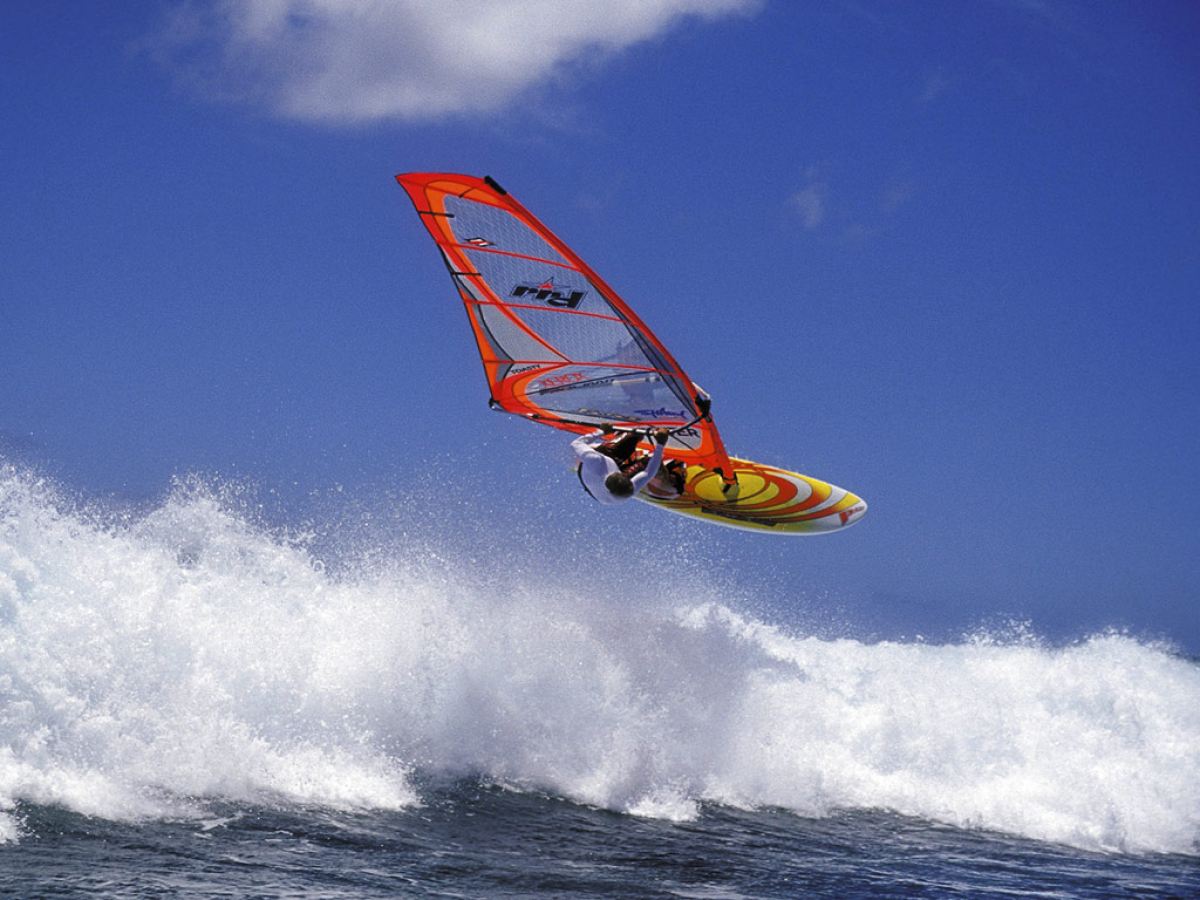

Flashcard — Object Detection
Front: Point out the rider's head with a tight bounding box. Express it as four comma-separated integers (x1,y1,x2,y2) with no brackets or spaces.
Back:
604,472,635,498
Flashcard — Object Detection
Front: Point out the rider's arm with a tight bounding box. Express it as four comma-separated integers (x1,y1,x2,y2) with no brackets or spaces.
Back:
629,441,666,493
571,429,608,459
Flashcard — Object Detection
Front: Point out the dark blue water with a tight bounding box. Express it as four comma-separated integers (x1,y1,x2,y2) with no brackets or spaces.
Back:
5,785,1198,899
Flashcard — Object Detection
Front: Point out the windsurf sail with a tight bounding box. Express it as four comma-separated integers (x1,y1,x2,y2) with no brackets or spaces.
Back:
396,173,736,485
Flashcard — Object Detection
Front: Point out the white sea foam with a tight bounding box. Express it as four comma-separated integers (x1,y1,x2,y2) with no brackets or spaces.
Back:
1,462,1198,854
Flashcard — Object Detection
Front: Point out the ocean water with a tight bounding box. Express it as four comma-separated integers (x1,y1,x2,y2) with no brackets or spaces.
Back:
1,462,1197,898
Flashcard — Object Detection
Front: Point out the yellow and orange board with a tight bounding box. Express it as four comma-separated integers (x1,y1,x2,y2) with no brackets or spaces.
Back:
639,458,866,534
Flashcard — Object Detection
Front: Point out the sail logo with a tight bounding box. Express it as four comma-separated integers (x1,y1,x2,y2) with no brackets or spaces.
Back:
532,371,586,390
511,280,586,309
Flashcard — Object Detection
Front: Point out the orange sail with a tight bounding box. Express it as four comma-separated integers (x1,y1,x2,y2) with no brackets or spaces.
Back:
397,173,736,483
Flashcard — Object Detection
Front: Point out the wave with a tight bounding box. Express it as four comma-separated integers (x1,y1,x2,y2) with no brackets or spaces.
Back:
1,462,1198,854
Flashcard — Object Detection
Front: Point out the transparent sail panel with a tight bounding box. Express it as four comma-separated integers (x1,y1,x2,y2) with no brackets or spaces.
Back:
444,195,567,265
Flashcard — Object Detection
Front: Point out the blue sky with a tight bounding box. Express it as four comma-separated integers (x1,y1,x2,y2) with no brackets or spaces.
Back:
2,1,1198,652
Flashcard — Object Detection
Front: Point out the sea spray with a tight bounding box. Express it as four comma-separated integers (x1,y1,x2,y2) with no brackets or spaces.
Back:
684,604,1200,853
1,462,1198,855
0,466,417,836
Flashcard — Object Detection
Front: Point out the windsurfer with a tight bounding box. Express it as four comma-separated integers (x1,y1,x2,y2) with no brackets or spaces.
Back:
572,426,670,504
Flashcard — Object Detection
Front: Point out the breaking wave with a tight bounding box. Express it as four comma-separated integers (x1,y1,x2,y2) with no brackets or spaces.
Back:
1,462,1197,854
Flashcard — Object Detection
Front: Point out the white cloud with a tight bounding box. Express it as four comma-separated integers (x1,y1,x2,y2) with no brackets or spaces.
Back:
151,0,761,124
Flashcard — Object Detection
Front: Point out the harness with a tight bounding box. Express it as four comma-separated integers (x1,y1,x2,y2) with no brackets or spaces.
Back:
576,462,597,500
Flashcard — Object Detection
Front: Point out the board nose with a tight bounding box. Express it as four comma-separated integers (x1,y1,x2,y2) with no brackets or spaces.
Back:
838,498,868,528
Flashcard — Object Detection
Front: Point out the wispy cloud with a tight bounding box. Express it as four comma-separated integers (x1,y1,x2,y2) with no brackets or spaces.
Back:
149,0,762,125
789,166,918,239
919,65,952,104
791,185,825,230
881,178,917,214
790,168,826,230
